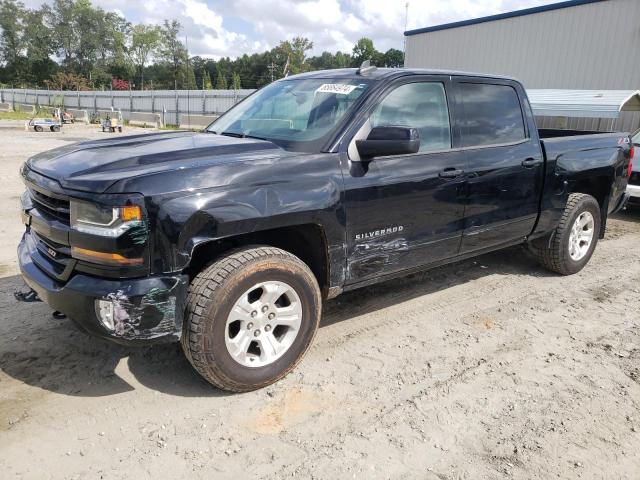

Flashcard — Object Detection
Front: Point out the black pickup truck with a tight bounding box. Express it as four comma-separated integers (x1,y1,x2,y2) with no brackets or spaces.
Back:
18,68,633,391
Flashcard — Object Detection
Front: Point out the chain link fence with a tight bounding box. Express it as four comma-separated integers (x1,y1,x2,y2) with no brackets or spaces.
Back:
0,88,256,125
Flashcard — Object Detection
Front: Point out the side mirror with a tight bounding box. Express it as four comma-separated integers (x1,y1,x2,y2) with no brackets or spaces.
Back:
355,126,420,160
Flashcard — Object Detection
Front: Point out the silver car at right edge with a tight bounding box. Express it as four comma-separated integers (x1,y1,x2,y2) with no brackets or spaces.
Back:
629,129,640,204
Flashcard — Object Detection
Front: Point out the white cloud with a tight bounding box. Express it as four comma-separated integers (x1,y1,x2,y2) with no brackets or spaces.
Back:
24,0,560,58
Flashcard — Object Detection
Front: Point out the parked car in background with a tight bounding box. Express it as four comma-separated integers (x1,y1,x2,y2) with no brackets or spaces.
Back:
17,68,633,392
628,128,640,205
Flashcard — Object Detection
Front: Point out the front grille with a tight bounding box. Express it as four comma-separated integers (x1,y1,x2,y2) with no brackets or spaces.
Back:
630,172,640,186
29,188,70,224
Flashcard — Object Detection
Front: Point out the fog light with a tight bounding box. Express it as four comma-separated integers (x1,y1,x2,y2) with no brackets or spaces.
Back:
95,299,115,331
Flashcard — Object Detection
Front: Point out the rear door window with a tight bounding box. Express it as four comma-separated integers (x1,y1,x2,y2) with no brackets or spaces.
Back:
458,83,526,147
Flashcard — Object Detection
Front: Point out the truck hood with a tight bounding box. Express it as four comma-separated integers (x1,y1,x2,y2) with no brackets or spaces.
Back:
26,131,292,193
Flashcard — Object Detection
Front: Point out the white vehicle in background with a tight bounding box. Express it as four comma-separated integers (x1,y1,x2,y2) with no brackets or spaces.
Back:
628,129,640,205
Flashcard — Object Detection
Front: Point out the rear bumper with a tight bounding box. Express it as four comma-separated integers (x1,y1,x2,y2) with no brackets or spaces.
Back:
627,183,640,204
19,232,188,346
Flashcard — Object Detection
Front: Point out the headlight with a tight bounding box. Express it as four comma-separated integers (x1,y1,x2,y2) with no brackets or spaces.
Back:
70,201,143,237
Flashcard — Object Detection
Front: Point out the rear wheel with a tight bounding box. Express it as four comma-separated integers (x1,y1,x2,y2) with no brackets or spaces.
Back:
182,246,321,392
529,193,601,275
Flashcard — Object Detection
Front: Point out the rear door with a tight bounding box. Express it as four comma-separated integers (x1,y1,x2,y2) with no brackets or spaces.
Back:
452,78,544,253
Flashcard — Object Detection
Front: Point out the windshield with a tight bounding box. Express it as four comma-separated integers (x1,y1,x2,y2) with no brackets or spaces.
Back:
207,78,371,152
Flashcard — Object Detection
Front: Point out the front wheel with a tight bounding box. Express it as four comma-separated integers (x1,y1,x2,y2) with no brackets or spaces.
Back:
182,246,321,392
529,193,601,275
34,125,43,132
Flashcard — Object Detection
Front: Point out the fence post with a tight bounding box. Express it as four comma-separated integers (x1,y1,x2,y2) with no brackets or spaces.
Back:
175,87,179,126
129,86,133,115
202,88,206,114
151,89,155,114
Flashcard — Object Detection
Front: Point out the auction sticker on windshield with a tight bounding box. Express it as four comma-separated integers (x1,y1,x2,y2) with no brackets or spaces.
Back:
316,84,358,95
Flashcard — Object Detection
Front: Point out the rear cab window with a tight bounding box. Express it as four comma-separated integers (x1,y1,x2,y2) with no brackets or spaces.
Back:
457,82,526,148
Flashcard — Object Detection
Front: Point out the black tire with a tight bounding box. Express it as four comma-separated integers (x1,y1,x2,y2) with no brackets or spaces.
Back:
118,126,122,133
182,246,321,392
529,193,601,275
34,125,43,132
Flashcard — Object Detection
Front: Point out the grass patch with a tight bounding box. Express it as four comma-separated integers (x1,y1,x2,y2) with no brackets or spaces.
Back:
0,110,36,120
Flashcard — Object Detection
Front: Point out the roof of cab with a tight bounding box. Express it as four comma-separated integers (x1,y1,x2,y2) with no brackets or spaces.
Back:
283,68,518,83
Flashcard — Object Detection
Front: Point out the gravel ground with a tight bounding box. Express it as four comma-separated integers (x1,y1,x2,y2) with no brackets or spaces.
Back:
1,122,639,479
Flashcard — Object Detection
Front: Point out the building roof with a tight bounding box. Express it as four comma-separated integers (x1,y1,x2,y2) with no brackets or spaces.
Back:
404,0,606,36
527,89,640,118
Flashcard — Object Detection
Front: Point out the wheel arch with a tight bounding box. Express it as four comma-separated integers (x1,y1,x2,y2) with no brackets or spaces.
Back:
569,175,611,238
185,223,333,298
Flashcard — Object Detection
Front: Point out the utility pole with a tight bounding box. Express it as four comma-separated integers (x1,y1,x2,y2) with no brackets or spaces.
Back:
185,35,190,129
403,2,409,67
267,62,278,82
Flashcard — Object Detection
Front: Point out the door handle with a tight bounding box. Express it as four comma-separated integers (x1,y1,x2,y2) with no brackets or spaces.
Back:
521,158,542,168
439,168,464,178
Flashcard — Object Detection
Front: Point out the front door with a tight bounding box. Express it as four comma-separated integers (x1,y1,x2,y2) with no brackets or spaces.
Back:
341,77,468,283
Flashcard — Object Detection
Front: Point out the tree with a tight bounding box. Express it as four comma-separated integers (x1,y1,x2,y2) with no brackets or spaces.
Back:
45,71,89,90
185,65,197,89
202,69,212,89
231,72,241,90
0,5,406,91
158,19,187,88
215,68,227,89
0,0,25,68
130,24,161,89
351,37,377,67
275,37,313,76
382,48,404,68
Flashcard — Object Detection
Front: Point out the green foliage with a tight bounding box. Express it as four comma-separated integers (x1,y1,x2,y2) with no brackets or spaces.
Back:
202,69,212,89
185,65,197,89
0,2,402,90
45,71,90,90
231,72,241,90
215,68,227,89
130,24,161,89
352,37,376,66
157,19,188,88
276,36,313,76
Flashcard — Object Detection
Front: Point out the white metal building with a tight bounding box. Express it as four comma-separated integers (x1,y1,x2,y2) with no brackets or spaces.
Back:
404,0,640,131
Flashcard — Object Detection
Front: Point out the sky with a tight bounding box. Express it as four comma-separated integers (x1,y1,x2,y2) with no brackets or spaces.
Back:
26,0,564,59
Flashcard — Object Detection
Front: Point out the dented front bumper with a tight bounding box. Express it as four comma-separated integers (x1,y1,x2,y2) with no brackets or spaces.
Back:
18,232,188,345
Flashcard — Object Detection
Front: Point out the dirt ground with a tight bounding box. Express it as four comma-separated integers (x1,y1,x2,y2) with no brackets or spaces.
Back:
0,121,639,479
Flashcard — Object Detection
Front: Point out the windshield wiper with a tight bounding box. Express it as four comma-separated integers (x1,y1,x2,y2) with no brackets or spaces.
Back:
220,131,267,141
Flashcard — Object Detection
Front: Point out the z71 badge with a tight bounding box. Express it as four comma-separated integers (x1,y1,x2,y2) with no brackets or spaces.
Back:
355,226,404,241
